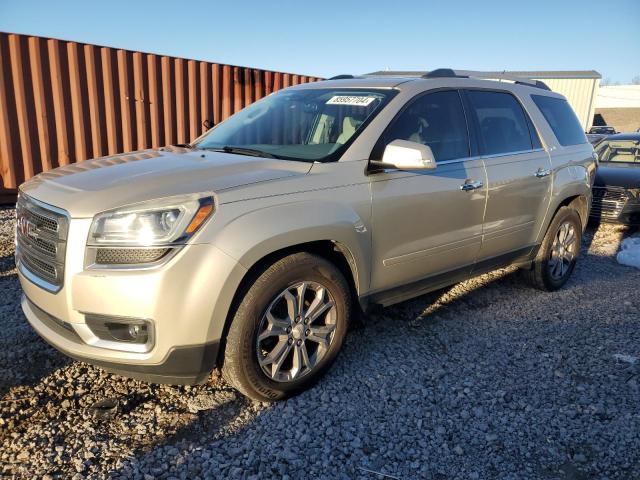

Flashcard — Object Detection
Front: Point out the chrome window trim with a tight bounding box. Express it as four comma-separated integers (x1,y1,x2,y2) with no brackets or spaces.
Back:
433,147,545,166
371,146,547,174
480,148,546,161
435,155,482,166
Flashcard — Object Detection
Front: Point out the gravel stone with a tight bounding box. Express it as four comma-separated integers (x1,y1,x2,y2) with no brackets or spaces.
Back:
1,206,639,479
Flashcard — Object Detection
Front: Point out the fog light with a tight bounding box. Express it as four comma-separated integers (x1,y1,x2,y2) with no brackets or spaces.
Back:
85,314,154,349
105,321,149,343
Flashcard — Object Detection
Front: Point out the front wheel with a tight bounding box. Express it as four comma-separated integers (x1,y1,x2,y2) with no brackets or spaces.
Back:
221,253,351,401
523,206,582,291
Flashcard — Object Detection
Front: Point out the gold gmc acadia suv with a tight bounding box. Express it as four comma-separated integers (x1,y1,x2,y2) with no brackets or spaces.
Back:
16,69,597,401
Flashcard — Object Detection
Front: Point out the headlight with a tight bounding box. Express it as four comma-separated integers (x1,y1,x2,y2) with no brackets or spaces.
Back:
88,194,214,246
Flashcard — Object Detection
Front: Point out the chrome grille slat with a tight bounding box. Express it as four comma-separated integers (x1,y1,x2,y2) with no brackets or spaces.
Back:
16,194,69,291
22,209,59,234
17,231,58,259
591,187,628,220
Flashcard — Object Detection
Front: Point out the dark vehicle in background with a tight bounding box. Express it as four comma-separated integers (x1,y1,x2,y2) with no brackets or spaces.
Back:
590,133,640,225
589,126,617,135
587,134,607,145
587,126,617,145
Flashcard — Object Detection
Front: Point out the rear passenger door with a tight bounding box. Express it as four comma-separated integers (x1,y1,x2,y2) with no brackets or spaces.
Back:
464,89,552,267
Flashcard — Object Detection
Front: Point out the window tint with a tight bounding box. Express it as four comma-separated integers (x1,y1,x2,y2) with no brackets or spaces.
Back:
381,90,469,162
466,91,533,155
532,95,587,146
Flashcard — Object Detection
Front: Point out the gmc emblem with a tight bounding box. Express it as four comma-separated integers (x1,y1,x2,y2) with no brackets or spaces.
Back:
17,216,38,240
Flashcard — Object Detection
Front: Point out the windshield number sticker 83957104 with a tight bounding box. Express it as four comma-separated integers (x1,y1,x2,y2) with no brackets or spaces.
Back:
326,96,376,107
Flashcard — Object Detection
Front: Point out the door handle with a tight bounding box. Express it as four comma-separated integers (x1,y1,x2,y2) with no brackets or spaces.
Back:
460,180,483,191
535,168,551,178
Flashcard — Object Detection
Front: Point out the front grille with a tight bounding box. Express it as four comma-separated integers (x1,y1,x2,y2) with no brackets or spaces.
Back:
16,194,69,291
590,187,628,220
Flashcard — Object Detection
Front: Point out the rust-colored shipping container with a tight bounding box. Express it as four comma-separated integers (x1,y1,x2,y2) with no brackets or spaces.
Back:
0,32,322,200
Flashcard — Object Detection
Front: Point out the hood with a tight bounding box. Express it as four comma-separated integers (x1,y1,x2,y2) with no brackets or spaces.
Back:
594,162,640,189
20,146,312,217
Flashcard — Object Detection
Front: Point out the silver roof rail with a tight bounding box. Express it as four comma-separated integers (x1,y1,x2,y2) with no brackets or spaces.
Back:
423,69,551,90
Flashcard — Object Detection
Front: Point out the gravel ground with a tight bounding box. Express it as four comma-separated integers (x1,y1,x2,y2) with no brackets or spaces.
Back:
1,205,639,479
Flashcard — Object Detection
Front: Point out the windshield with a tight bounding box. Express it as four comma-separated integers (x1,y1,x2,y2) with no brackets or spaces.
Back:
596,139,640,163
193,88,395,162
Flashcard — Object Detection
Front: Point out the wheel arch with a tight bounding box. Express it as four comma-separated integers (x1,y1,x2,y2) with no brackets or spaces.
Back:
548,194,589,233
215,240,361,367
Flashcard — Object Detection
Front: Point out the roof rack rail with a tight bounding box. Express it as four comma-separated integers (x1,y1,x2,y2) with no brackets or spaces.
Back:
422,69,551,90
423,68,468,79
327,74,355,80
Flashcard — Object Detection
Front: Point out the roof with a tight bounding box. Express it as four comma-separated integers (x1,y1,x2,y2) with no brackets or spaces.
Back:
288,74,565,97
366,70,602,80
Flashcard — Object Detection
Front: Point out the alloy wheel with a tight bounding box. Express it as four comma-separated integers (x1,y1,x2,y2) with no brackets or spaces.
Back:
548,221,577,280
256,281,337,382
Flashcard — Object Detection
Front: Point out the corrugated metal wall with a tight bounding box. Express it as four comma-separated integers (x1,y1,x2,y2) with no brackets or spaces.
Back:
534,78,600,131
0,32,322,196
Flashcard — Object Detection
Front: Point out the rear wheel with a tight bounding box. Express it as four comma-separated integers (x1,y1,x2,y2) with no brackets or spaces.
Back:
523,206,582,291
222,253,350,401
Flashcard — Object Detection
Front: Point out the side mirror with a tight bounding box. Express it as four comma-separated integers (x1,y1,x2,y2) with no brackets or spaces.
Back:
373,139,436,171
203,119,215,130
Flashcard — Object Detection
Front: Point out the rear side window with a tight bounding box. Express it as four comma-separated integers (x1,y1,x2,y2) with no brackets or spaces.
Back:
531,95,587,146
466,90,533,155
379,90,469,162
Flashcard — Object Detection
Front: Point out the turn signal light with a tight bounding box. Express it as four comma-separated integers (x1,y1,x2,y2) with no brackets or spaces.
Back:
186,203,214,234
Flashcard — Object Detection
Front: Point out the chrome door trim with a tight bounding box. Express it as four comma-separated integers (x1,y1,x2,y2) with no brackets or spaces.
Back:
428,148,545,167
480,148,546,160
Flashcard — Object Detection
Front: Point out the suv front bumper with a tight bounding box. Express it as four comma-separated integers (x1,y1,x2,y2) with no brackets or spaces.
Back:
19,240,247,384
23,295,220,384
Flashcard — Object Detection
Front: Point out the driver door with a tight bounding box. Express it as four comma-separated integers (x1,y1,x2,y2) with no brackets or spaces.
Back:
368,90,487,302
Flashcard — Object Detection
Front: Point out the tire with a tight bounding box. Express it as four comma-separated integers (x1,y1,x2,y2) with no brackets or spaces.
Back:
222,252,351,401
523,206,582,291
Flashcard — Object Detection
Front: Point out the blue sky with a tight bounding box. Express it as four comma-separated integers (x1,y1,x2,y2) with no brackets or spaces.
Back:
1,0,638,83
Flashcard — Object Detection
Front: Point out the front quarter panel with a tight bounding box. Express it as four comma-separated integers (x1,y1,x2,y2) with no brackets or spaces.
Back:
201,167,372,297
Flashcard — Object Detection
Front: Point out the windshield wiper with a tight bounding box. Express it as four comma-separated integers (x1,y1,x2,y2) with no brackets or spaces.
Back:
205,146,280,159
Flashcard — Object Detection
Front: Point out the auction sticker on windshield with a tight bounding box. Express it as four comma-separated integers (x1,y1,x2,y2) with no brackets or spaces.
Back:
326,96,376,107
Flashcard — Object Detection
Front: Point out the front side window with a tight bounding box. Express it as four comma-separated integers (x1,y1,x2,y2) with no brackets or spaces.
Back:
466,90,533,155
193,88,395,162
377,90,470,162
532,95,588,147
595,139,640,163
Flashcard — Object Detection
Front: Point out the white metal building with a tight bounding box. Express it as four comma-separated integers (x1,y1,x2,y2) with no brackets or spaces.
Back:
594,85,640,132
368,70,602,131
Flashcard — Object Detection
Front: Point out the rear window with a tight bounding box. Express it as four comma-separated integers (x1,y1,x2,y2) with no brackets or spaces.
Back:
465,91,533,155
532,95,587,147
